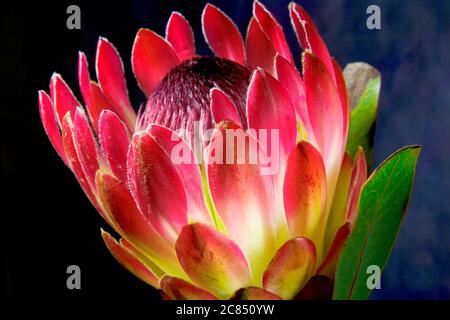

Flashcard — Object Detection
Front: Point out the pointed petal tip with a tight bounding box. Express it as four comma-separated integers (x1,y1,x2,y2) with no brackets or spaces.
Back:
289,3,336,83
210,87,242,125
317,223,351,278
96,35,136,129
50,71,61,80
101,230,161,288
38,89,68,165
38,89,48,101
246,64,296,159
202,3,245,64
245,17,277,74
251,0,293,65
169,11,184,18
166,11,195,61
49,72,81,125
132,27,180,95
78,50,86,60
204,2,216,11
97,36,110,45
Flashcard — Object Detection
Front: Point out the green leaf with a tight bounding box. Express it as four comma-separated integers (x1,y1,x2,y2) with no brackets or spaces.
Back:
346,77,381,167
333,145,421,300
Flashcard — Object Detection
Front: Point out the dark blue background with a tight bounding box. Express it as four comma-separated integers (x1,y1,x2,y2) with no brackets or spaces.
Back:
2,0,449,300
131,0,450,299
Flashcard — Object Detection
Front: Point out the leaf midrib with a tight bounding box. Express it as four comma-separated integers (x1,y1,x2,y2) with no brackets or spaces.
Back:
345,156,400,299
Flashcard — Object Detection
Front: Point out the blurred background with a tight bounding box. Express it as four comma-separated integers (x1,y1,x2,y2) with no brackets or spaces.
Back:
1,0,449,300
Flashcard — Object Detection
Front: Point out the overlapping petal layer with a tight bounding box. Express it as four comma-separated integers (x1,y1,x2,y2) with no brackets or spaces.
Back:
176,223,251,299
283,142,327,254
206,121,277,285
38,1,371,300
127,132,188,245
96,38,136,129
132,28,180,96
262,237,316,299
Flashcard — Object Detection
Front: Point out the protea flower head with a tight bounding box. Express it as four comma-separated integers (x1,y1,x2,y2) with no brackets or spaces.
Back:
37,1,416,300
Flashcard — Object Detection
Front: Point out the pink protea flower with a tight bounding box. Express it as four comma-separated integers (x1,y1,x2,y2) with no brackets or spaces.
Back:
38,1,369,300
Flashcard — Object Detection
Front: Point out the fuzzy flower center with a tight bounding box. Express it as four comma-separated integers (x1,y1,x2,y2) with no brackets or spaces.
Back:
140,57,251,139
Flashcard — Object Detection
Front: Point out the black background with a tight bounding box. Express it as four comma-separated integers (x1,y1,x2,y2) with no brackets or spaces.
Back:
1,0,186,302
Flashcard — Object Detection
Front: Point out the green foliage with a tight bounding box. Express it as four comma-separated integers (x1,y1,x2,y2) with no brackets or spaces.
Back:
346,77,381,168
333,146,421,300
